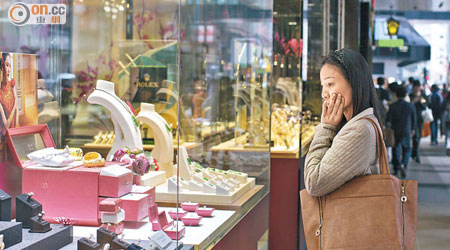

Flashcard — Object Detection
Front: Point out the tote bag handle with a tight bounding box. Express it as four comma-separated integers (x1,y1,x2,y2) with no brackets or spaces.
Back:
363,118,390,175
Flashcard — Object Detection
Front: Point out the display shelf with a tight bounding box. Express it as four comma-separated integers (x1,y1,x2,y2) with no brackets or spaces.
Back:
271,146,300,159
7,224,73,250
155,178,256,205
80,142,202,158
209,135,269,153
157,185,264,212
72,207,235,250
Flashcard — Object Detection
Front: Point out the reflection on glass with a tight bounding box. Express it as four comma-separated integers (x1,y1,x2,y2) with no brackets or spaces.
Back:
272,0,302,151
176,1,272,247
11,134,46,161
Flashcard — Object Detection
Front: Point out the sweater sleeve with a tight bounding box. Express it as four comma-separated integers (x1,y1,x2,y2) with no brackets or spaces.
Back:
304,120,375,196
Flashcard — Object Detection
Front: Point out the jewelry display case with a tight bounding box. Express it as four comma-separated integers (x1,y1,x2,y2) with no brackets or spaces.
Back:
0,0,272,249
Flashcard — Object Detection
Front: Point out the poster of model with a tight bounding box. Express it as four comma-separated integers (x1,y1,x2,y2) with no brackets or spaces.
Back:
0,52,38,160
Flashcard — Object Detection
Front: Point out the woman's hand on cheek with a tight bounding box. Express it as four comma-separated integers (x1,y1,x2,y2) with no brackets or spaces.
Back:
321,93,344,127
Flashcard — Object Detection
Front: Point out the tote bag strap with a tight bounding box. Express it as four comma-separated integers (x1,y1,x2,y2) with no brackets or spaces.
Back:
362,117,390,175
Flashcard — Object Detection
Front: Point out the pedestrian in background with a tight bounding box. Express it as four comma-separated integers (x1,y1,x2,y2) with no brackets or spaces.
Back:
387,86,417,177
442,92,450,155
376,77,390,125
410,80,427,163
429,84,443,145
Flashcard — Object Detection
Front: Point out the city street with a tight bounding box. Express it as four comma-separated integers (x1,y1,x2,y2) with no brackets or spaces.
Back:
406,136,450,250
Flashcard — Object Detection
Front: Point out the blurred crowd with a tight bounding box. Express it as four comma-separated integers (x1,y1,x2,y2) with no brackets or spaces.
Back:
375,77,450,178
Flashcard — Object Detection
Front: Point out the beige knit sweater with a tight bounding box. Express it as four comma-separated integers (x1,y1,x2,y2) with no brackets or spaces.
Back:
305,108,381,196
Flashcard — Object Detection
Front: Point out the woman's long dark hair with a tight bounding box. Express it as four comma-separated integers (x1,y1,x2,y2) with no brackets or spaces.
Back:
321,48,384,130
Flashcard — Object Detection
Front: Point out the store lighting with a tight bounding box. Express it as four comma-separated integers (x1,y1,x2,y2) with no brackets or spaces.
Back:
112,7,118,14
288,22,297,26
104,6,111,12
118,5,124,11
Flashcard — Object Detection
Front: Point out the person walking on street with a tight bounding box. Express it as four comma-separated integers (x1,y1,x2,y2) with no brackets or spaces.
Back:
387,86,417,178
376,77,390,126
442,92,450,155
429,84,443,145
410,81,427,163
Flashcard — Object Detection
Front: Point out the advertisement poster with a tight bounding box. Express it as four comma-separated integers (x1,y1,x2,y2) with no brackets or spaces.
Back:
0,52,38,160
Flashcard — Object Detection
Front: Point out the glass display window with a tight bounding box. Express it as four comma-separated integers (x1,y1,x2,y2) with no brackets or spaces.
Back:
0,0,272,249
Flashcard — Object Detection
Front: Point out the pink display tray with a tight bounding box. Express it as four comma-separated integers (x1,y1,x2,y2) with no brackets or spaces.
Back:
181,202,199,212
181,214,202,226
168,209,188,221
163,225,185,240
196,207,215,217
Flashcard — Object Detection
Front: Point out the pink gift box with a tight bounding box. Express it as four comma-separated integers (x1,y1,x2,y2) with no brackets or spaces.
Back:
100,222,124,235
120,193,150,221
181,202,199,212
196,206,215,217
99,169,133,198
148,203,159,221
22,166,100,226
99,198,123,213
163,224,185,240
131,185,155,205
151,211,172,231
181,214,202,226
168,209,188,221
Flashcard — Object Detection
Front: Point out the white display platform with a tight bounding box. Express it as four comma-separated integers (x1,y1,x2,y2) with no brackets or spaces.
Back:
141,171,166,186
155,178,256,204
72,207,235,248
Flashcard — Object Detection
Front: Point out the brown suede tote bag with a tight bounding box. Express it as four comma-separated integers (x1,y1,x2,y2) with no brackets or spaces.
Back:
300,118,417,250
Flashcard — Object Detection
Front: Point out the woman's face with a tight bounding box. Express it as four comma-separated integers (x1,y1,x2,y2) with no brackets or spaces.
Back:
4,55,12,81
320,63,353,117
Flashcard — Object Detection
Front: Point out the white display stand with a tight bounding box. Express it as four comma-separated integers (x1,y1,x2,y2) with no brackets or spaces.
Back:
156,178,256,204
70,207,236,249
87,80,143,160
176,147,192,181
136,103,174,177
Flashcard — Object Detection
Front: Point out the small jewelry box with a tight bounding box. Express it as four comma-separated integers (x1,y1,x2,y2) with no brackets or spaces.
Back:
99,198,123,213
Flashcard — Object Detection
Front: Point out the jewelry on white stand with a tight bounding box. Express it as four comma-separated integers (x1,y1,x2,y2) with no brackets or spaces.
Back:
136,103,174,177
87,80,143,160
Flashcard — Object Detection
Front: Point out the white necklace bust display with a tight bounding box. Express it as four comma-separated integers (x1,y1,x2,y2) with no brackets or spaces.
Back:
87,80,143,160
137,103,174,177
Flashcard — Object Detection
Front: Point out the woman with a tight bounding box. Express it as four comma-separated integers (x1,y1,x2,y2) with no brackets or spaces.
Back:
0,53,18,131
304,48,384,196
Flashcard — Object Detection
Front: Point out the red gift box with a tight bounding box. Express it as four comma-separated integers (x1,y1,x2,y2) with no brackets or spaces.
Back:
120,193,150,221
99,198,123,213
